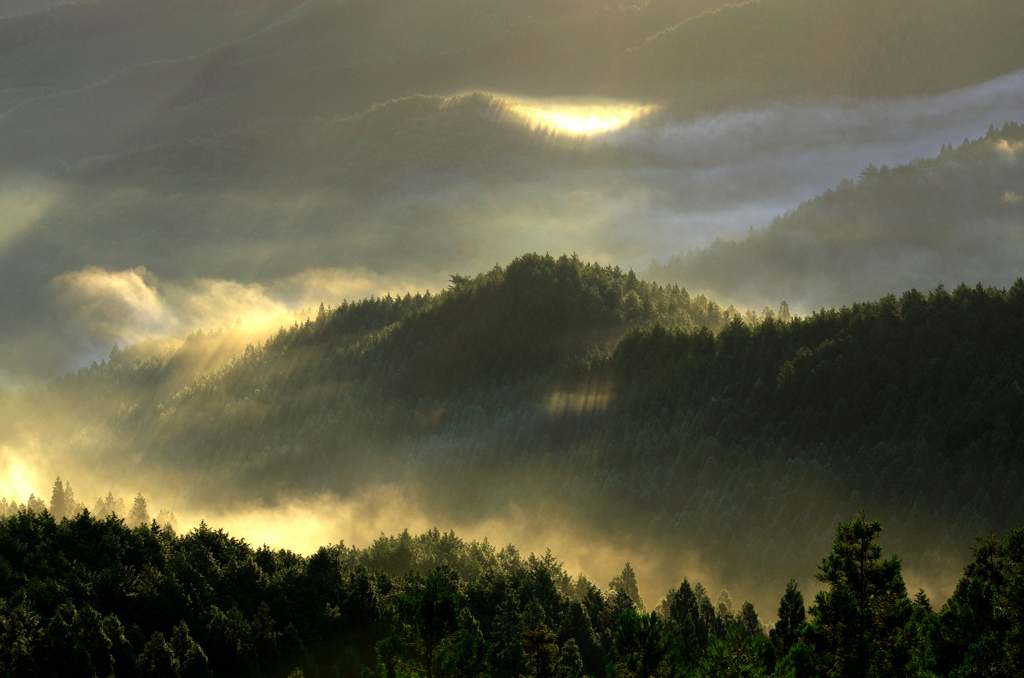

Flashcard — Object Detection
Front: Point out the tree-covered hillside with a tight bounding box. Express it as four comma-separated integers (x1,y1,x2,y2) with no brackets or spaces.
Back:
3,253,1022,612
650,122,1024,309
74,92,630,192
0,508,1020,677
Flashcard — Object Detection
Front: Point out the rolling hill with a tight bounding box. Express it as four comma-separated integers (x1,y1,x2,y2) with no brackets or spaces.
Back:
3,253,1022,613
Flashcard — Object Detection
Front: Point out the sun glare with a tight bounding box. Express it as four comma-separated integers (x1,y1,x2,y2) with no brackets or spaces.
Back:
0,450,43,501
486,95,660,138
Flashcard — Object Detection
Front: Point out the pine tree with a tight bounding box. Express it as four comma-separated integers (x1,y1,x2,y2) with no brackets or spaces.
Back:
136,631,179,678
171,622,211,678
739,601,764,640
559,639,583,678
397,571,460,678
609,563,645,613
49,477,67,521
436,608,489,678
491,590,525,673
129,493,150,526
770,579,805,659
612,609,667,678
26,493,45,513
664,579,704,666
521,618,561,678
792,511,917,678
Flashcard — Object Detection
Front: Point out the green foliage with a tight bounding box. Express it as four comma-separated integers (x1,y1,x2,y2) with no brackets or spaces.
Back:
791,511,917,678
6,251,1024,617
612,609,667,678
521,618,561,678
609,564,646,615
930,528,1024,676
692,626,771,678
0,509,1020,677
768,581,804,661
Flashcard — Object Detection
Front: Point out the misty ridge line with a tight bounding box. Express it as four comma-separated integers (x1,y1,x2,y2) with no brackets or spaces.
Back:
4,252,1023,617
0,4,1023,671
4,80,1019,376
35,115,1024,379
0,474,179,532
0,0,319,110
0,35,1022,384
3,0,1024,176
646,121,1024,311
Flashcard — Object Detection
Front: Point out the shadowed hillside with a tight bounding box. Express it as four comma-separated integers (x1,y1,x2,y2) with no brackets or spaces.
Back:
3,254,1022,613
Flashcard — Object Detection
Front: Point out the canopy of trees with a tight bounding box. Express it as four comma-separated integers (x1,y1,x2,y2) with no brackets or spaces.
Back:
0,508,1019,677
3,253,1022,612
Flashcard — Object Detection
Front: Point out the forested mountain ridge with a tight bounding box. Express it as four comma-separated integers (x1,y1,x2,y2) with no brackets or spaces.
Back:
2,0,1023,381
0,508,1020,677
650,122,1024,309
3,253,1023,614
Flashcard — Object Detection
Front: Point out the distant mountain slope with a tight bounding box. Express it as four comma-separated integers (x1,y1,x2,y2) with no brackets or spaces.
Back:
650,122,1024,309
75,92,629,190
4,253,1022,609
0,0,722,172
0,92,633,376
1,0,1023,172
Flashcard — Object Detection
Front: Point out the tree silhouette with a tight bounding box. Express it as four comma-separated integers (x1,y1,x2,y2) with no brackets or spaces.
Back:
792,511,917,678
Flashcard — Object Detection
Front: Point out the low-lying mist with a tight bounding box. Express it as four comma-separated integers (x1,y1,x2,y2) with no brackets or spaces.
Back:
0,62,1020,625
2,71,1023,379
0,453,967,618
4,252,1000,615
0,429,729,611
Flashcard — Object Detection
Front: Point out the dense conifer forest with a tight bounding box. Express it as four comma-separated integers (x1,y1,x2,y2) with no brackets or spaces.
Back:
0,506,1020,677
3,253,1023,614
1,2,1023,675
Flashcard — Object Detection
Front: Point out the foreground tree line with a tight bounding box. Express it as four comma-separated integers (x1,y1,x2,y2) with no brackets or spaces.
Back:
0,506,1019,678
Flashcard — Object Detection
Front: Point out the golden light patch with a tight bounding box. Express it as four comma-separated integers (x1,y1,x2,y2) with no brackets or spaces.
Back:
175,488,434,554
992,139,1024,161
1003,191,1023,204
0,447,45,502
47,265,421,359
544,388,614,417
482,94,660,139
